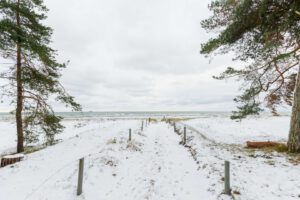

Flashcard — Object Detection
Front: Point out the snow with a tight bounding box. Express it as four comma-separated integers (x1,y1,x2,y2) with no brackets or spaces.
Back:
0,120,17,155
0,114,300,200
3,153,24,159
177,115,300,200
0,119,141,199
184,115,290,144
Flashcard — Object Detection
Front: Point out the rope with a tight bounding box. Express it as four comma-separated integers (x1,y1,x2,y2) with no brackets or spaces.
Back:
178,121,248,199
23,125,142,200
23,158,78,200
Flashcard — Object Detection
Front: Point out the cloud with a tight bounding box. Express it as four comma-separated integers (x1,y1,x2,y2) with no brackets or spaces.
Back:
0,0,242,112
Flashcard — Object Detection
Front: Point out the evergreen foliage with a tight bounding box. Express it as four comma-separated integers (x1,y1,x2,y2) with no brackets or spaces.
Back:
201,0,300,119
0,0,81,150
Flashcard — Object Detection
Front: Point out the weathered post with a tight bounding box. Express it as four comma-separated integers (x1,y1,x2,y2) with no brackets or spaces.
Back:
224,160,231,195
77,158,84,196
183,126,187,145
129,128,132,141
174,122,176,132
141,121,144,131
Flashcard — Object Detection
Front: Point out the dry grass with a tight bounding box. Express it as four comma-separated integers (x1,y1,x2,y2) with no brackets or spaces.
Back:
107,138,117,145
126,141,142,152
288,155,300,165
263,143,288,153
161,117,191,123
148,118,158,123
24,145,45,154
245,143,288,153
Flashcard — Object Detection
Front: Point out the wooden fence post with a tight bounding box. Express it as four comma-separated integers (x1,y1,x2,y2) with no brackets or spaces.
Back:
77,158,84,196
129,128,132,141
141,121,144,131
224,160,231,195
183,126,187,145
174,122,176,132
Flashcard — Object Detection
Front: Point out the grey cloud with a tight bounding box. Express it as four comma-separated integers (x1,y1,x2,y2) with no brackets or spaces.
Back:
0,0,242,112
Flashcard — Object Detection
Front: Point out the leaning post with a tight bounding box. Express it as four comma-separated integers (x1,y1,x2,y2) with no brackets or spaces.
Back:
183,126,187,145
77,158,84,196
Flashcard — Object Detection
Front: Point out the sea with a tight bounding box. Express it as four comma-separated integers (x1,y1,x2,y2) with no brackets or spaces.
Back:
0,111,232,120
0,111,289,121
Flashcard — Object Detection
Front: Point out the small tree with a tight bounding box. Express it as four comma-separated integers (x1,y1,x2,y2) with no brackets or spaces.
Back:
0,0,81,153
201,0,300,152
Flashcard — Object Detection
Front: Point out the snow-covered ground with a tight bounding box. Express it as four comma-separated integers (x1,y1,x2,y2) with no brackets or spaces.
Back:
184,115,290,144
178,115,300,200
1,114,300,200
0,120,16,154
0,119,141,199
0,118,116,155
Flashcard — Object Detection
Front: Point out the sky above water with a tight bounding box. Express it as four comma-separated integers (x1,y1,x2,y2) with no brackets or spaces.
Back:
0,0,242,112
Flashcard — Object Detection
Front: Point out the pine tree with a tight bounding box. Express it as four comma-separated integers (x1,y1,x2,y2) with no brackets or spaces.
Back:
0,0,81,153
201,0,300,152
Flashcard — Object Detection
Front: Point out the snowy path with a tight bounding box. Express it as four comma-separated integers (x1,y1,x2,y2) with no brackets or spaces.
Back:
2,116,300,200
90,122,211,200
0,121,213,200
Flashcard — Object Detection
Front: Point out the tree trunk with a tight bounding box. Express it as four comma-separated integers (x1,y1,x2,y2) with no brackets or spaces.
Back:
287,64,300,153
16,0,24,153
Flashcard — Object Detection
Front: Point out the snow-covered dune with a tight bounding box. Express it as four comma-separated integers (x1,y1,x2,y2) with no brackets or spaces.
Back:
185,115,290,144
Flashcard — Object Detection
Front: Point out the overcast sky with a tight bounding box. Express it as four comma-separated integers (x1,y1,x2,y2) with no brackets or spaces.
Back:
1,0,242,112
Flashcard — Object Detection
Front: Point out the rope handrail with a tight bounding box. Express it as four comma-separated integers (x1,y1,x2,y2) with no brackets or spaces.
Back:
23,126,141,200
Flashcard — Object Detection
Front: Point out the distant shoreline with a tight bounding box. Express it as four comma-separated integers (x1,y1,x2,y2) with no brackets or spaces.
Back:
0,111,291,121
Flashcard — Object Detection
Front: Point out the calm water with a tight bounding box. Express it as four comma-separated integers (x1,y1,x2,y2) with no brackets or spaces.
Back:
0,111,289,121
0,111,232,120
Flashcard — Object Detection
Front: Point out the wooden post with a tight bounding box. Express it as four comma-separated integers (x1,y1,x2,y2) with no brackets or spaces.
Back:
0,154,24,167
224,160,231,195
183,126,187,144
141,121,144,131
174,122,176,132
77,158,84,196
129,128,132,141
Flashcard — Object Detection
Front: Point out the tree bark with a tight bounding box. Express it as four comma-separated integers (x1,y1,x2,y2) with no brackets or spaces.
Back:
16,0,24,153
287,64,300,153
